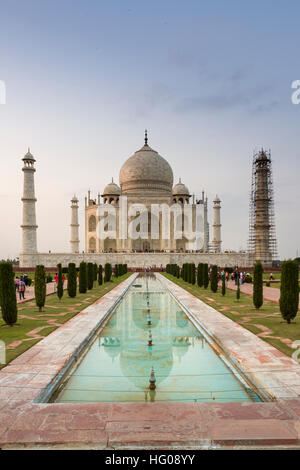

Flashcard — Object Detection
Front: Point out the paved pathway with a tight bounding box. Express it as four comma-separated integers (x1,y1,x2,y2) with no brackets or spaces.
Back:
17,282,67,304
225,280,300,308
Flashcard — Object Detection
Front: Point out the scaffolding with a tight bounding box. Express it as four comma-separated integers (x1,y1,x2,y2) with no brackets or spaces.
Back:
248,149,278,265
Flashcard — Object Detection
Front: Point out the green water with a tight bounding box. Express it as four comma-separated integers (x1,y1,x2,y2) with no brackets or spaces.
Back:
56,275,260,403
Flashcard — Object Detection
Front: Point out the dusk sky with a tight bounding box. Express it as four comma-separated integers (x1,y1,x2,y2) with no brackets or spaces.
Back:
0,0,299,259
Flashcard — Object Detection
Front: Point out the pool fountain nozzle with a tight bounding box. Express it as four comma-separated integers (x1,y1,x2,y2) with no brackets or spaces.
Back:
148,330,153,346
149,367,156,390
147,311,152,326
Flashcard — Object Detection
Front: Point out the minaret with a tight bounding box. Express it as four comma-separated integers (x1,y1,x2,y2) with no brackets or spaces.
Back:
21,149,38,254
211,195,222,253
70,195,80,253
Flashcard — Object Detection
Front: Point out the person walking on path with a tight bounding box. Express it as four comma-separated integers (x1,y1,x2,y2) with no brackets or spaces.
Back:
18,279,25,300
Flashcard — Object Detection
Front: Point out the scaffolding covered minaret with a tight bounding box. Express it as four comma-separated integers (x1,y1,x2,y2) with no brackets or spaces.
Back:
248,149,277,266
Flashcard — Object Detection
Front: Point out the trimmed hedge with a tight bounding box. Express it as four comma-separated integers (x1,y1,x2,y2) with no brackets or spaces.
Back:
67,263,77,298
98,264,103,285
0,262,18,325
79,262,87,293
35,265,46,313
280,260,299,324
104,263,112,282
87,262,94,290
210,265,218,293
57,263,63,300
253,261,263,309
203,264,209,289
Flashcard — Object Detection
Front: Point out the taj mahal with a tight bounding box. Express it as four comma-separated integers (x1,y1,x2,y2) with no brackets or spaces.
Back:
19,132,254,269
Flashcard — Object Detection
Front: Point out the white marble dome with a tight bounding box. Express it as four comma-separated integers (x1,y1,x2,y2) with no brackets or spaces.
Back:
119,142,173,195
172,178,189,195
103,179,121,195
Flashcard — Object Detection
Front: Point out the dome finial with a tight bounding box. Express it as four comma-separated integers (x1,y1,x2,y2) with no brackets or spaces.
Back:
144,129,148,146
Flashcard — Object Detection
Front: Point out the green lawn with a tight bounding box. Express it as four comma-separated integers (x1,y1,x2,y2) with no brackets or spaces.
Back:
0,274,131,369
163,274,300,358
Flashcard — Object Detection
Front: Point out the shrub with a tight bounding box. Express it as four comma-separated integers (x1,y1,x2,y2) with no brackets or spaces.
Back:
0,262,18,325
253,261,263,309
191,264,196,285
79,262,87,293
210,265,218,293
46,274,53,283
244,274,252,283
203,264,209,289
87,262,94,290
93,263,98,281
280,260,299,324
67,263,77,298
104,263,112,282
98,265,103,285
266,281,271,287
34,265,46,312
222,273,226,296
114,264,119,277
197,263,203,287
56,264,63,300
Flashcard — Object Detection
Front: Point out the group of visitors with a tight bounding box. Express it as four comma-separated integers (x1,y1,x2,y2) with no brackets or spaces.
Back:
232,269,248,285
14,274,29,300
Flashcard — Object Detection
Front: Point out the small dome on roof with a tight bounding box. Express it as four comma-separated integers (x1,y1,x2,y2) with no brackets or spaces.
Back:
102,178,121,196
22,148,35,161
172,178,189,195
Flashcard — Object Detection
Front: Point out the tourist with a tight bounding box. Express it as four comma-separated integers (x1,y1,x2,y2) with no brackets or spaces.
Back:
14,276,20,291
18,278,25,300
269,273,274,280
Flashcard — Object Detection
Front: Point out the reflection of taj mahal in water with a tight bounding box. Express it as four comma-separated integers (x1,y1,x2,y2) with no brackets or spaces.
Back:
56,275,255,403
100,276,202,393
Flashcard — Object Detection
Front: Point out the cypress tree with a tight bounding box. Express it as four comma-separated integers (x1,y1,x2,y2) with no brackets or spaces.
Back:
253,261,263,309
191,263,196,285
177,265,180,278
210,265,218,293
203,264,209,289
280,260,299,324
236,275,240,300
79,261,87,293
197,263,203,287
115,264,119,277
93,263,98,281
56,263,63,300
0,262,18,325
104,263,112,282
98,264,103,285
222,273,226,296
67,263,77,298
87,262,94,290
35,264,46,312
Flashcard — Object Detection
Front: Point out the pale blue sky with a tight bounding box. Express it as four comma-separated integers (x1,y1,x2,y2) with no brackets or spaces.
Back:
0,0,299,259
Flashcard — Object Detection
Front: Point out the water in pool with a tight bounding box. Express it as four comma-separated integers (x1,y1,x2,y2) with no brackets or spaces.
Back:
55,275,260,403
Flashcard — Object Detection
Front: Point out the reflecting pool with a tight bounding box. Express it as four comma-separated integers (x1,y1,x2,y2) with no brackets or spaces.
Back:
56,275,260,403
